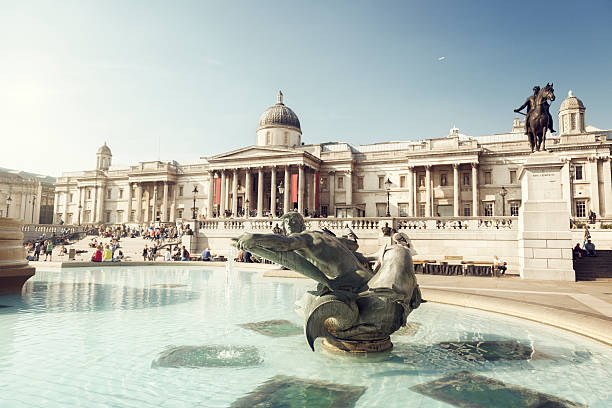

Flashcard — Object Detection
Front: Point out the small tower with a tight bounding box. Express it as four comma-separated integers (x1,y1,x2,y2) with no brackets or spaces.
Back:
96,142,112,170
558,90,586,135
256,91,302,147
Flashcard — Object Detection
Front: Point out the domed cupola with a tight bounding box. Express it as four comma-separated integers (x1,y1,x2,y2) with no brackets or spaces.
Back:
256,91,302,147
96,142,112,170
558,90,586,134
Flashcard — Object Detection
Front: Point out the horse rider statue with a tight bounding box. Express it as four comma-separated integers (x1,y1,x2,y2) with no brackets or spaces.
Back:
514,86,555,135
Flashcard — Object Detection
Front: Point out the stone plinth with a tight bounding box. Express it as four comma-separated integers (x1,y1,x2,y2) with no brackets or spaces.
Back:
0,218,35,293
518,153,575,281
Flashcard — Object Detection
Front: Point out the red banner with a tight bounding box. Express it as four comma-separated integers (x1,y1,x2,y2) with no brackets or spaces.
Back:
291,173,298,203
214,178,221,205
315,171,320,209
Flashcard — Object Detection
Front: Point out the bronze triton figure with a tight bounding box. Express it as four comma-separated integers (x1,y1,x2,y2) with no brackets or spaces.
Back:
514,84,556,152
233,213,422,353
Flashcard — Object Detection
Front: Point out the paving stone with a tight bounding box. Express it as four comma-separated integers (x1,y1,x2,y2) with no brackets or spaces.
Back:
438,340,552,362
239,319,302,337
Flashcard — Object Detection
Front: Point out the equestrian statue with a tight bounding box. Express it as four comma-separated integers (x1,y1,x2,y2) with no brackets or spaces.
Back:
514,83,556,152
233,212,422,353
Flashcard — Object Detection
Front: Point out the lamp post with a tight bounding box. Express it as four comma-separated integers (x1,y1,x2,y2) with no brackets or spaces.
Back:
245,199,250,218
192,186,198,220
277,183,284,216
569,164,575,218
499,186,507,216
5,196,11,218
384,178,392,217
78,204,83,226
31,194,37,223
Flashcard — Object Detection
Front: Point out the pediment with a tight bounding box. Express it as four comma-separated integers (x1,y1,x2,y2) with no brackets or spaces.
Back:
209,146,301,162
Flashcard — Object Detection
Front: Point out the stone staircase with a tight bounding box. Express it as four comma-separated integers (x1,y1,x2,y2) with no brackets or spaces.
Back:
57,235,179,262
573,250,612,281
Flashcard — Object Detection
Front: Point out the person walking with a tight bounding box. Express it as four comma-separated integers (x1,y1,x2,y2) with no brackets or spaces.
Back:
583,225,591,248
142,245,149,261
44,240,53,261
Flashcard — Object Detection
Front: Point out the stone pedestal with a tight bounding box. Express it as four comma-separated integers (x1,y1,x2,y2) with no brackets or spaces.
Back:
0,218,35,293
518,153,575,281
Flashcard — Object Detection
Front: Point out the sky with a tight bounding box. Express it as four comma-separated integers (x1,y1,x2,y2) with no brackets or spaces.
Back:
1,0,611,177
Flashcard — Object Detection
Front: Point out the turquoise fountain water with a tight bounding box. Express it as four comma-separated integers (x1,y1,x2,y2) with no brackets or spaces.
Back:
0,265,610,407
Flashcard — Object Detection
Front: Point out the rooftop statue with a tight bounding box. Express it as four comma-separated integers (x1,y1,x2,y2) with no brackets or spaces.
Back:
514,83,556,152
233,213,422,352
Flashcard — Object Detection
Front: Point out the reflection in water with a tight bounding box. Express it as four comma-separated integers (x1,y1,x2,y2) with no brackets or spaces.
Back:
231,375,366,408
152,345,263,368
0,281,200,313
411,370,586,408
239,320,302,337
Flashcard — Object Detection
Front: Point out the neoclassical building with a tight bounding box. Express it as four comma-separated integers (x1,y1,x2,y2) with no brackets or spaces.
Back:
0,167,55,223
54,90,612,225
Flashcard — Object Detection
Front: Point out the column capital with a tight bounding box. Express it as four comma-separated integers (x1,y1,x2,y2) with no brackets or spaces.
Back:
345,170,353,175
425,164,432,170
471,162,479,168
406,165,414,171
257,166,264,172
452,163,461,169
328,170,335,175
233,168,238,174
588,155,599,162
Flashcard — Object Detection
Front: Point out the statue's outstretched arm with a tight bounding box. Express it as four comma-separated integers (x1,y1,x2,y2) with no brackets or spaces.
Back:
514,100,529,112
234,233,311,252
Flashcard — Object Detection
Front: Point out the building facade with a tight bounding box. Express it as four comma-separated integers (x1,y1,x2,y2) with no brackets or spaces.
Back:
0,167,55,223
55,90,612,225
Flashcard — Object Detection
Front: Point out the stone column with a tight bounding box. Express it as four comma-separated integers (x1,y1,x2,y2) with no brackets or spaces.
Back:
345,170,353,206
298,165,305,214
589,157,601,216
471,163,479,216
283,166,290,214
63,189,69,222
270,166,277,217
163,182,169,222
53,192,58,223
412,169,418,217
453,163,460,217
20,192,26,220
232,169,238,217
328,171,335,217
311,170,318,215
407,167,414,217
257,167,264,217
245,169,252,216
170,183,177,222
225,173,231,213
136,183,143,223
425,165,432,217
96,185,105,223
152,183,158,222
220,170,226,215
34,183,42,224
207,171,215,218
602,157,612,217
126,183,133,222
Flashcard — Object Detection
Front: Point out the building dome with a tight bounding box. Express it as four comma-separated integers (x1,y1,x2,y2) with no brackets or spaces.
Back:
559,90,585,111
97,142,112,155
257,91,301,133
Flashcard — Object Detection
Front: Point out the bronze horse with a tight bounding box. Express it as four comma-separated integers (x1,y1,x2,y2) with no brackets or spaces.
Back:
527,83,555,152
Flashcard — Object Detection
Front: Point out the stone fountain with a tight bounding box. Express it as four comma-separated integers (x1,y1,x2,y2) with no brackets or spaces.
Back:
234,213,422,353
0,218,35,293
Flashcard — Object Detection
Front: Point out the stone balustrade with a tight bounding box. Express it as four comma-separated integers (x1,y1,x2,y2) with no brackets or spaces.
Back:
21,224,86,234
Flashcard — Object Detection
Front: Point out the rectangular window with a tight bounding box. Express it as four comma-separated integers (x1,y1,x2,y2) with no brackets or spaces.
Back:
398,203,409,217
177,209,184,219
510,201,520,216
400,175,406,188
440,174,448,186
119,189,123,199
107,189,111,199
376,203,387,217
116,211,123,223
463,173,471,186
87,189,91,199
575,165,583,180
484,202,493,216
69,193,74,202
419,204,426,217
337,176,344,190
84,211,91,223
463,203,471,216
571,113,576,130
575,200,586,218
321,177,328,190
419,175,425,187
378,176,384,189
105,211,111,223
484,171,492,185
321,205,328,217
510,170,517,184
357,176,364,190
179,186,184,196
130,210,135,222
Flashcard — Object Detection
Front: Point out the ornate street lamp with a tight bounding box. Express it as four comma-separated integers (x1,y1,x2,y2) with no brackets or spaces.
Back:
274,183,285,217
78,204,83,226
499,186,508,216
5,196,11,218
245,198,250,218
384,178,392,217
192,186,199,220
